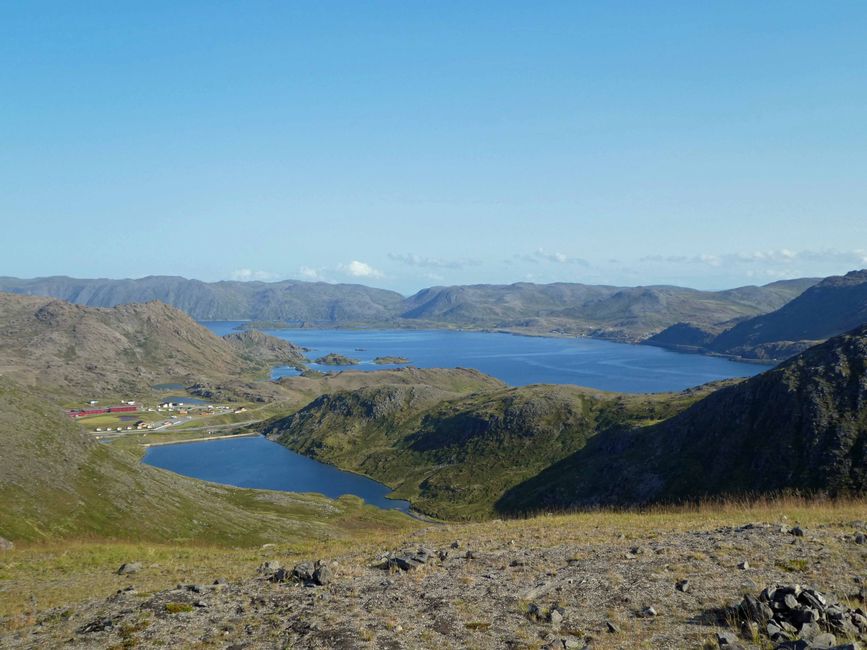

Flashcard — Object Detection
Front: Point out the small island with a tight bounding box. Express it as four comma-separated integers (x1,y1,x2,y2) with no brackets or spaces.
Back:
313,353,360,366
373,356,411,365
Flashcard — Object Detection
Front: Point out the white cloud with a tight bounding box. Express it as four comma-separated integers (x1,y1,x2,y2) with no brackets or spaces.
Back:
339,260,383,279
299,266,326,281
230,268,278,281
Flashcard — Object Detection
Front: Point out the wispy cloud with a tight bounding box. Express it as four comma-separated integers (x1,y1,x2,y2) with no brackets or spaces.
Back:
510,248,589,266
338,260,384,279
230,268,278,281
388,252,481,269
640,254,721,267
643,248,867,269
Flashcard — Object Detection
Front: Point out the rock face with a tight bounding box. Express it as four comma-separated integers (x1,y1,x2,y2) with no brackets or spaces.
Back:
498,324,867,509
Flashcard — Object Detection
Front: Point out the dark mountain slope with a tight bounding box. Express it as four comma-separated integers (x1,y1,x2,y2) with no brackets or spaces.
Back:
707,269,867,359
498,324,867,511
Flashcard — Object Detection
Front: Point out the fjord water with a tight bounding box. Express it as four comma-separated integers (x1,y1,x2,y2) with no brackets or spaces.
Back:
145,325,770,510
204,322,768,393
143,436,410,512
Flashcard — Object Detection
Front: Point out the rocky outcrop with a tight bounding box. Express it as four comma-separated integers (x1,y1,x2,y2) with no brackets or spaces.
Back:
732,584,867,648
222,330,307,368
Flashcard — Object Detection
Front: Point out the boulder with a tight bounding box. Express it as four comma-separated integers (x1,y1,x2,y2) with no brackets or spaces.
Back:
811,632,837,648
312,562,330,586
116,562,142,575
292,562,315,582
549,608,563,627
257,561,281,576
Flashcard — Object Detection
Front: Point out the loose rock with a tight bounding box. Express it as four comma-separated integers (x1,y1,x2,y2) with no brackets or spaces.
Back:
116,562,142,575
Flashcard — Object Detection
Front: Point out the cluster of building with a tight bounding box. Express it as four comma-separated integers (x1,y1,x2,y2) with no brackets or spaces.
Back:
69,397,250,437
95,421,154,433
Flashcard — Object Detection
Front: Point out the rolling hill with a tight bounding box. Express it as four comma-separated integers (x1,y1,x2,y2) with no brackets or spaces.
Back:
0,292,302,400
400,279,816,341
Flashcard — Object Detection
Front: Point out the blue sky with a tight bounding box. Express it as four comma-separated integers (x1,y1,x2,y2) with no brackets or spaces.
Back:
2,2,866,294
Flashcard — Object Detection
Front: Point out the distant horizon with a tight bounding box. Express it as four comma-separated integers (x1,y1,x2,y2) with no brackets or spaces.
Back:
2,266,861,299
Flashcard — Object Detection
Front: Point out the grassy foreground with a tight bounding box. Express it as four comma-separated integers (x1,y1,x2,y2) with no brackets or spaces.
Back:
0,527,408,621
3,497,864,622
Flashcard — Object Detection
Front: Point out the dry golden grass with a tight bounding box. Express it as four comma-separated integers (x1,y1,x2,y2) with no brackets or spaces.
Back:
2,496,865,641
0,528,409,619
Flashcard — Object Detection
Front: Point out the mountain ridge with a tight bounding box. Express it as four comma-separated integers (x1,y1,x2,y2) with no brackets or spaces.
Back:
0,274,819,342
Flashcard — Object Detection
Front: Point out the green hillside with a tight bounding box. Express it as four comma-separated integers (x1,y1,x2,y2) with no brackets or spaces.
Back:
263,376,719,519
0,377,413,546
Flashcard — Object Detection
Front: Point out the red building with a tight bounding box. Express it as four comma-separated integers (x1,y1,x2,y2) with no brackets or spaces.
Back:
66,405,139,418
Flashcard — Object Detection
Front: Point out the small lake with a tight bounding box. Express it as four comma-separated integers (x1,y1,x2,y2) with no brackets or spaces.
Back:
203,322,769,393
143,436,410,512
